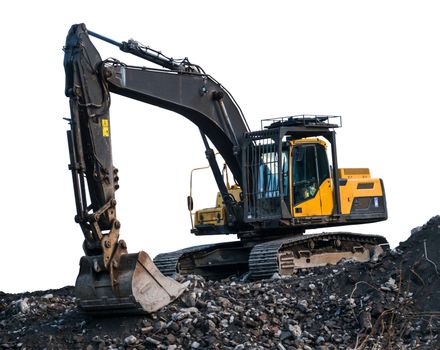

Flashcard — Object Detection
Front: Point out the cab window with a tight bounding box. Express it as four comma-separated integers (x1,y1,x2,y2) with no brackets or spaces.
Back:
292,143,330,205
292,145,318,204
316,144,330,183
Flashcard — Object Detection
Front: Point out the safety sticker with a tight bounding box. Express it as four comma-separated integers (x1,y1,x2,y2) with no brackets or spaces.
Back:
102,119,109,137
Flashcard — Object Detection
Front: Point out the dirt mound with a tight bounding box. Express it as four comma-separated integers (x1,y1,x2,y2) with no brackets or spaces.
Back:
397,215,440,312
1,217,439,349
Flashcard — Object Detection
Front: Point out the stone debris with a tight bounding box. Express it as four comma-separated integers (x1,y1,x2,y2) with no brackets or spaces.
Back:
1,216,440,349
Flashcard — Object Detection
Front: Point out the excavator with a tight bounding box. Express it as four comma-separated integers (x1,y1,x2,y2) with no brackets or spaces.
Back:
63,23,388,314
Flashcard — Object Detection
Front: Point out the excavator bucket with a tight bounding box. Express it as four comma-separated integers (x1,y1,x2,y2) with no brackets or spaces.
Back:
75,251,187,315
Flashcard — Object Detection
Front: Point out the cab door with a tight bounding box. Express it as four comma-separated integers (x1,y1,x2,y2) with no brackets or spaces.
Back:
291,142,334,217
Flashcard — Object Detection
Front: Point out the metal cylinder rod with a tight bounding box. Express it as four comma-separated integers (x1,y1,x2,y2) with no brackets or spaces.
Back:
88,30,122,48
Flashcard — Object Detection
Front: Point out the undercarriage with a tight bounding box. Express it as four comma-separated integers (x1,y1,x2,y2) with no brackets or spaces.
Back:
154,232,389,280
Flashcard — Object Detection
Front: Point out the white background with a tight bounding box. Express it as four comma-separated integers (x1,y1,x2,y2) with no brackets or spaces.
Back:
1,1,439,293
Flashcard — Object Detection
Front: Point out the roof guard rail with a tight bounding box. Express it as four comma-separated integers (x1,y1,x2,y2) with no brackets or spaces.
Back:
261,115,342,130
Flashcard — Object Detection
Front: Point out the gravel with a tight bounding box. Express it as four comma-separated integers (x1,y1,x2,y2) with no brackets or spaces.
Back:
1,216,440,349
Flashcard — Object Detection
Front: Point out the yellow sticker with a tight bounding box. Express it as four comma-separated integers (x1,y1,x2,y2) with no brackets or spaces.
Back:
102,119,109,137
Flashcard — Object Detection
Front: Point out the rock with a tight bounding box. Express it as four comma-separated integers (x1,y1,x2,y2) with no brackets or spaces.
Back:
382,277,398,292
146,337,161,346
346,298,356,307
141,326,153,334
271,272,282,279
124,335,137,345
359,310,372,330
180,326,189,335
316,346,330,350
280,330,291,341
154,320,166,332
167,321,180,332
289,324,302,339
316,335,325,345
92,336,104,343
205,319,215,332
234,305,244,313
17,298,30,314
73,335,85,343
303,330,314,340
195,299,207,309
191,341,200,348
297,299,308,312
181,292,197,307
166,334,176,344
173,311,189,321
274,328,282,337
217,296,232,308
180,306,199,314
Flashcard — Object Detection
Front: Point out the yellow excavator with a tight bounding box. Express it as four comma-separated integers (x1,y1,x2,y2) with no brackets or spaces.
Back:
63,24,388,314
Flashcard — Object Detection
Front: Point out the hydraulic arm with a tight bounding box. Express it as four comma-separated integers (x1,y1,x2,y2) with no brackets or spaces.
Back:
64,24,188,314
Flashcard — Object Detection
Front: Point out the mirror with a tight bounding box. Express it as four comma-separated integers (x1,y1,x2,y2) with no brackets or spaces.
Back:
187,195,194,211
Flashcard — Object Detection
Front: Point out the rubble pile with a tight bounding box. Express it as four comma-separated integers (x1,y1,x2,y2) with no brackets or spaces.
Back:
1,216,440,349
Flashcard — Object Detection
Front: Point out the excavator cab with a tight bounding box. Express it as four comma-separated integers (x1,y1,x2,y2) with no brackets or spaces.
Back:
254,137,332,218
193,115,387,236
185,116,388,279
243,115,386,230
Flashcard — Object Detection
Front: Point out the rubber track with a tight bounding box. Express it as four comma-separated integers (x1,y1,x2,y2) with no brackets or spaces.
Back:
154,232,388,279
154,244,216,276
249,232,388,279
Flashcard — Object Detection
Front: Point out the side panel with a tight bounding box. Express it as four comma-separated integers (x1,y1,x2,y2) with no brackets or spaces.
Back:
339,178,384,215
